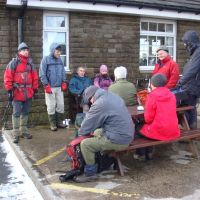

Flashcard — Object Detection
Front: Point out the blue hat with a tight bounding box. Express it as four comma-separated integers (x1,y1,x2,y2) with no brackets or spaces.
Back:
18,42,29,51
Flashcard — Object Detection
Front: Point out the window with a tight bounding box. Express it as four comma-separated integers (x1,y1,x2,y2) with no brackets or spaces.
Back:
139,19,176,71
43,12,69,71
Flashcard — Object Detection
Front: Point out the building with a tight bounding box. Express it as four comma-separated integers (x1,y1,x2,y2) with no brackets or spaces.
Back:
1,0,200,124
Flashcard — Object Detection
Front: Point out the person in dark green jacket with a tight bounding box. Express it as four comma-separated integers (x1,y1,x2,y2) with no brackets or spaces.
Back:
108,66,137,106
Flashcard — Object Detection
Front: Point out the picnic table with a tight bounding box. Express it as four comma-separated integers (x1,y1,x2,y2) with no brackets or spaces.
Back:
111,105,200,176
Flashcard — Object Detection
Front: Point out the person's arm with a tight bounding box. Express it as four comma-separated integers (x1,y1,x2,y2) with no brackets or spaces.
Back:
4,60,15,91
144,94,156,124
31,63,39,91
68,78,83,95
166,62,180,89
180,51,200,85
79,102,106,135
39,57,49,86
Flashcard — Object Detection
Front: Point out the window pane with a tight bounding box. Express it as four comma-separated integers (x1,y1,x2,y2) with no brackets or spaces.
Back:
60,56,66,66
149,22,157,31
46,16,65,28
166,24,173,33
140,35,148,45
149,36,156,46
157,36,165,46
139,52,148,66
166,37,174,46
168,47,173,56
158,23,165,32
141,22,148,31
148,57,156,66
43,31,66,56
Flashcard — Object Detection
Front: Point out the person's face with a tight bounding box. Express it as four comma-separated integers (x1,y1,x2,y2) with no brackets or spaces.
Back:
19,49,29,57
54,49,61,58
101,70,108,75
77,67,86,77
157,50,168,60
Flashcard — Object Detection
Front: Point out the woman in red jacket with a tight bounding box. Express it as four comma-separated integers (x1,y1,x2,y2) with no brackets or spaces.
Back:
134,73,180,160
152,46,179,89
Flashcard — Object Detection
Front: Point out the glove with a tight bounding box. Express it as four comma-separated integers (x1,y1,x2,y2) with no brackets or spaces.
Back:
44,84,52,94
61,82,67,91
7,90,13,103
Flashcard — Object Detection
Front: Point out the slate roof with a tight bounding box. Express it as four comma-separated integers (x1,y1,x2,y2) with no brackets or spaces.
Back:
63,0,200,14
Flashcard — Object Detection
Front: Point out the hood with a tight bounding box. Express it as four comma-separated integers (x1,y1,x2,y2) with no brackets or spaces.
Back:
182,31,200,55
151,87,172,103
49,43,61,56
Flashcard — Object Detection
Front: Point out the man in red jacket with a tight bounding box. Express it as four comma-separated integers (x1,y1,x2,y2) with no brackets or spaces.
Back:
152,46,179,89
4,42,38,143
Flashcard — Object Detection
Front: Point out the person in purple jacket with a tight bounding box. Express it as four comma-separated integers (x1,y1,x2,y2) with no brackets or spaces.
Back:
93,64,113,90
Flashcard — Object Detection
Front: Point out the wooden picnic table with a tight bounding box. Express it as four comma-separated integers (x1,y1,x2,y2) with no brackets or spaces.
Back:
127,105,194,131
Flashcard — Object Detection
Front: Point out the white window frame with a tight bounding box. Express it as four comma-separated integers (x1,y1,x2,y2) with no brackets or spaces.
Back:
43,11,69,71
139,18,177,72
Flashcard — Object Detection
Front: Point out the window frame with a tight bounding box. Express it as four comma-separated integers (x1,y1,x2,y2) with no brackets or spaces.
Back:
139,18,177,72
43,11,69,71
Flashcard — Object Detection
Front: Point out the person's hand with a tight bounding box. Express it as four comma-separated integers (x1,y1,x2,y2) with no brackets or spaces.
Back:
7,90,13,104
61,82,67,91
44,84,52,94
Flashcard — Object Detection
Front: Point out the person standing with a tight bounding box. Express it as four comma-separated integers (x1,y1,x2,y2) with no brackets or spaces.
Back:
108,66,137,106
153,46,179,89
4,42,38,143
177,30,200,129
93,64,113,90
39,43,67,131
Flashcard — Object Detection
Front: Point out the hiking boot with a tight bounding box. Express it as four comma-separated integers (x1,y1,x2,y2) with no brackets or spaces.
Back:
73,174,98,183
56,112,67,128
48,114,58,131
13,136,19,144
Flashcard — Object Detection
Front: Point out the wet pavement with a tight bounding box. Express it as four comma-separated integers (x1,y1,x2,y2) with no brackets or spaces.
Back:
2,124,200,200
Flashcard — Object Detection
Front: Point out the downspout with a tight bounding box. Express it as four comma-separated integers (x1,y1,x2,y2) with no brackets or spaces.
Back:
18,0,27,45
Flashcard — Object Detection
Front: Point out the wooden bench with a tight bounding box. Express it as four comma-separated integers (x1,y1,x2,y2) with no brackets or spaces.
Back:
112,129,200,176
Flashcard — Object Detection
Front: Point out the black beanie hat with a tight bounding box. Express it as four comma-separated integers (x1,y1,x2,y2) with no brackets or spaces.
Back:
151,73,167,87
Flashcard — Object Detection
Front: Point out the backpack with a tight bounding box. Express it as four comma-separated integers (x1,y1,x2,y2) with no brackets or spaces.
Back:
59,135,117,182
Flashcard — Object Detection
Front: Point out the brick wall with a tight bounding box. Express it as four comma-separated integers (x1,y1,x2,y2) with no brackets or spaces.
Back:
69,12,140,81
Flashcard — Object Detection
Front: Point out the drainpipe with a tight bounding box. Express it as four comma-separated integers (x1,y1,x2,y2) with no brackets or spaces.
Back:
18,0,28,45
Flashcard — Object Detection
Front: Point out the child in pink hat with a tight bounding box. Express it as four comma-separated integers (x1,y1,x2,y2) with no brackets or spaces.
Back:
93,64,113,90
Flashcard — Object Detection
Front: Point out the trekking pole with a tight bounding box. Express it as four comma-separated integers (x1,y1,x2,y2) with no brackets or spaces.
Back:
1,102,11,130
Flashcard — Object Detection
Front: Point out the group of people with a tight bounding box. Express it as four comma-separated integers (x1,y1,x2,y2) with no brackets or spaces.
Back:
3,30,200,182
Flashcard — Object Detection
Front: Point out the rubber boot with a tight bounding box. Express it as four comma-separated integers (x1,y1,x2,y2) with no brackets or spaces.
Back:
20,115,32,139
56,112,67,128
48,114,57,131
12,115,20,144
74,164,98,183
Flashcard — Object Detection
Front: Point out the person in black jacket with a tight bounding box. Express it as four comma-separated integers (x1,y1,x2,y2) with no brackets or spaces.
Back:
178,30,200,129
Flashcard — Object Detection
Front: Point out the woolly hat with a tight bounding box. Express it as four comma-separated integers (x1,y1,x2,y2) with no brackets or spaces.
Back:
84,86,99,102
100,64,108,73
114,66,127,80
151,73,167,87
18,42,29,51
156,46,169,53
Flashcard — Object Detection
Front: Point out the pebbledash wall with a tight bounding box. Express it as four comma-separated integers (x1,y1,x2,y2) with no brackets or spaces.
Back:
0,0,200,125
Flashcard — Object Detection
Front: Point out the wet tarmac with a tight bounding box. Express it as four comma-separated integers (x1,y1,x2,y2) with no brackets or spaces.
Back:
3,125,200,200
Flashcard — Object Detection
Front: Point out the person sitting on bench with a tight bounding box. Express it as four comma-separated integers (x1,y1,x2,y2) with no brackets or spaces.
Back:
135,73,180,160
74,86,135,183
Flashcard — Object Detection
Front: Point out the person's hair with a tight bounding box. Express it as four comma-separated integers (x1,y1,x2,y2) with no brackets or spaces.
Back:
151,73,167,87
77,66,86,72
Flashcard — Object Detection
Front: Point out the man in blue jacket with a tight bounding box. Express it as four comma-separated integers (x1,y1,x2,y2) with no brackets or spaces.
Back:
39,43,67,131
75,86,135,183
178,30,200,129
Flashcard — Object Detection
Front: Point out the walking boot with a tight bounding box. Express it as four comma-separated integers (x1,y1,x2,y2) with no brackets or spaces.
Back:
74,164,98,183
20,115,32,139
12,115,20,144
56,112,67,128
48,114,57,131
